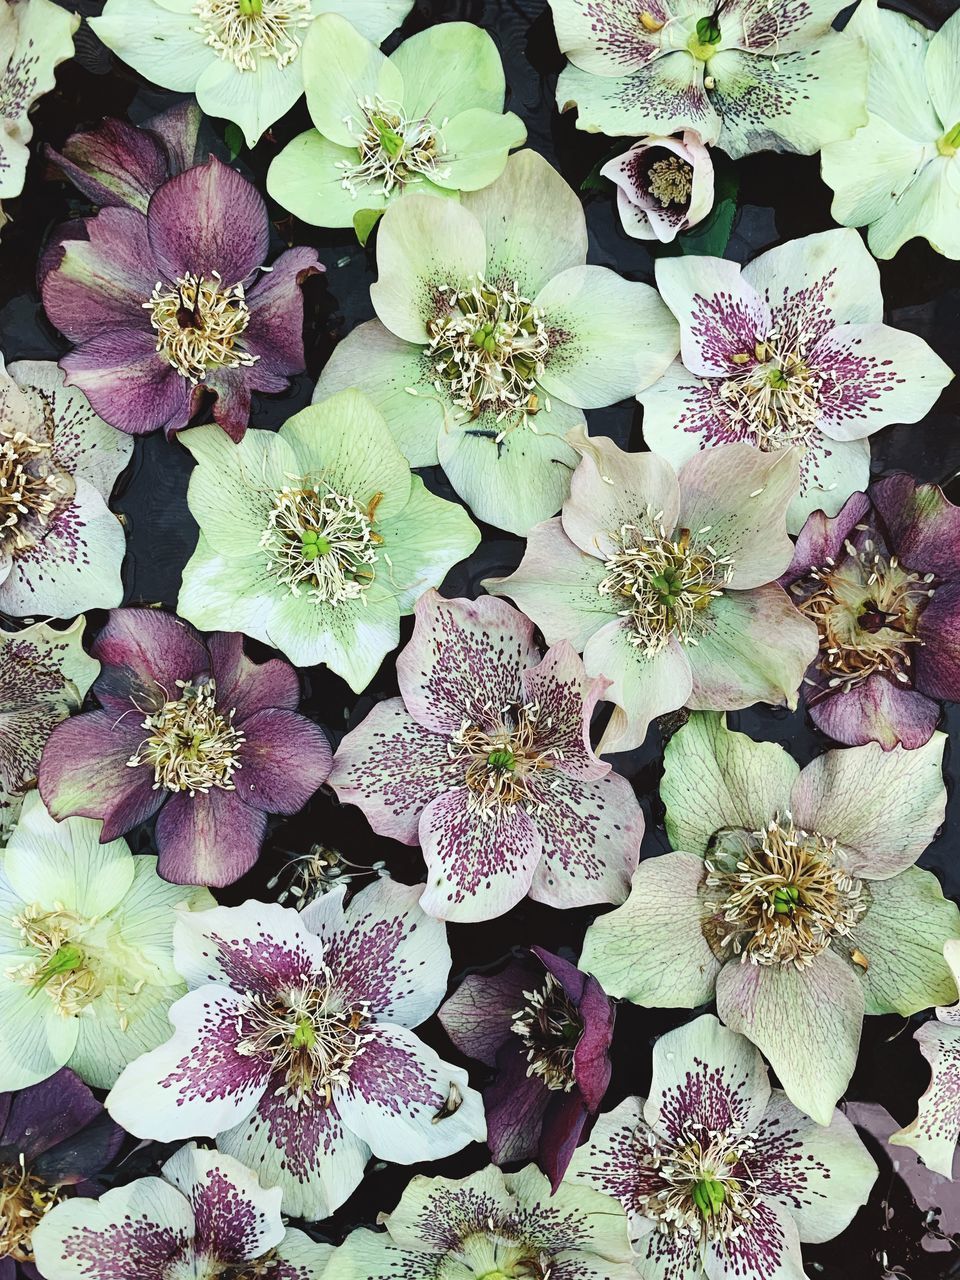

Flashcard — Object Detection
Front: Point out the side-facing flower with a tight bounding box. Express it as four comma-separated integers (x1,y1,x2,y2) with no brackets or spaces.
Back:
41,157,320,441
581,712,960,1123
32,1143,332,1280
439,946,615,1188
601,131,713,242
568,1013,877,1280
105,880,486,1221
486,433,817,752
315,149,679,535
639,229,953,533
38,608,332,887
0,790,214,1092
268,16,526,231
177,389,481,691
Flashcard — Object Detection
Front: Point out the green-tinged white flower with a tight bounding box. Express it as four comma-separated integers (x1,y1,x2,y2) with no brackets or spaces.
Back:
822,0,960,260
267,15,526,235
177,388,481,691
0,791,214,1092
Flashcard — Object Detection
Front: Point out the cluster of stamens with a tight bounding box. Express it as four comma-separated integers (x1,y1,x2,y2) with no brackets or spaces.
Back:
647,154,693,207
260,480,380,604
449,699,559,819
127,679,245,796
718,332,822,449
635,1125,756,1246
511,973,583,1093
192,0,313,71
456,1228,552,1279
0,426,71,551
144,271,259,384
0,1157,60,1262
338,96,449,197
8,906,98,1015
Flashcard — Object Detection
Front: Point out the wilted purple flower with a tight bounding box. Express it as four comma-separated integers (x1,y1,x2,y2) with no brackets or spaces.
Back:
601,131,714,243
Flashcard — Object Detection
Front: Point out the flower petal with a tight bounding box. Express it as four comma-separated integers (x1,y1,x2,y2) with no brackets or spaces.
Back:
438,961,531,1067
702,1199,805,1280
46,116,169,213
60,327,195,437
520,642,609,781
376,476,481,613
267,129,388,229
89,0,215,91
91,607,207,716
890,1021,960,1178
557,54,719,143
550,0,667,76
302,14,403,149
391,20,506,119
172,899,327,994
242,244,319,377
161,1143,284,1263
235,708,331,814
207,632,299,718
484,1047,551,1165
806,672,941,752
154,787,267,888
654,253,769,378
435,108,527,192
582,621,692,753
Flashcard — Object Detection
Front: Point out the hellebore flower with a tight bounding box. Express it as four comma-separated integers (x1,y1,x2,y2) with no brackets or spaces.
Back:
0,790,214,1092
640,229,953,533
32,1143,332,1280
38,608,332,887
548,0,867,157
601,130,714,242
315,149,679,535
268,16,526,232
105,880,486,1221
439,946,615,1188
329,590,643,921
822,0,960,261
41,157,320,441
323,1163,637,1280
581,712,960,1124
0,1067,123,1280
782,474,960,751
486,433,817,753
178,389,481,691
90,0,412,150
568,1013,877,1280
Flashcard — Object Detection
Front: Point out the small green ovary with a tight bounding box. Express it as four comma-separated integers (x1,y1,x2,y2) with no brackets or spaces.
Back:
938,122,960,156
371,115,405,159
693,1177,727,1217
291,1017,316,1049
30,943,85,995
487,748,516,772
239,0,263,16
301,529,332,562
772,884,801,914
766,367,789,390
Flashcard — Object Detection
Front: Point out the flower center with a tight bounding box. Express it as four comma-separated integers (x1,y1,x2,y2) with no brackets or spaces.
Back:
338,95,449,197
511,972,583,1093
0,1159,60,1262
647,154,693,207
449,701,558,818
0,425,72,552
718,334,819,449
127,679,245,796
635,1126,755,1244
144,272,259,385
459,1232,552,1279
7,905,103,1015
938,122,960,157
192,0,313,71
260,481,380,603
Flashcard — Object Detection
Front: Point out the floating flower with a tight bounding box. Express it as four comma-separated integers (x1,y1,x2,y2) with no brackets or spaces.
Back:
639,229,953,533
32,1142,332,1280
439,945,615,1187
581,712,960,1123
90,0,412,150
486,433,817,752
601,130,713,242
267,16,526,233
38,608,332,887
0,790,213,1092
105,880,486,1221
568,1013,877,1279
548,0,867,156
315,149,679,535
41,156,320,441
177,389,481,691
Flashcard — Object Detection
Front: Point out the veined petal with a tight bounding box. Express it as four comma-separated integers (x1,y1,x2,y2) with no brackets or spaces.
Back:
267,129,389,229
806,671,941,753
521,641,609,781
377,477,481,614
890,1020,960,1178
90,606,207,716
235,708,331,815
557,55,719,143
549,0,669,76
742,227,884,330
193,49,305,150
320,1230,425,1280
870,472,960,578
392,21,507,119
438,962,530,1067
59,328,195,437
566,1096,665,1233
90,0,216,92
583,621,693,753
302,14,403,149
161,1143,284,1263
0,970,79,1090
207,633,300,719
273,1228,334,1280
435,109,527,192
154,787,269,888
172,899,328,993
925,9,960,132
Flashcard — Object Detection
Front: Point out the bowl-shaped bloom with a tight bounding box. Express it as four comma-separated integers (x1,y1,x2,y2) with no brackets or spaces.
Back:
640,229,954,534
268,16,526,231
601,130,713,242
32,1143,332,1280
568,1013,877,1280
89,0,412,150
581,712,960,1124
486,433,817,752
822,0,960,260
323,1163,637,1280
782,474,960,751
439,945,615,1188
178,389,481,690
315,149,680,535
41,157,320,441
38,609,332,887
549,0,867,156
0,791,214,1092
329,590,643,921
105,881,486,1220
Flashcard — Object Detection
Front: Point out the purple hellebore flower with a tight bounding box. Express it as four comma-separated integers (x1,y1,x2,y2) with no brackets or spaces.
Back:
439,946,615,1190
37,607,332,887
601,131,714,243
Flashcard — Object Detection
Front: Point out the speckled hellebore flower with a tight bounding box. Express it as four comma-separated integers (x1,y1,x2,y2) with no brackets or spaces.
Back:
32,1143,333,1280
38,609,332,887
329,590,643,922
439,946,615,1188
105,881,486,1221
486,433,817,753
89,0,412,150
315,149,679,535
568,1014,877,1280
0,790,214,1092
601,130,714,243
639,229,953,534
178,389,481,691
41,157,320,441
267,16,526,233
548,0,867,156
581,712,960,1124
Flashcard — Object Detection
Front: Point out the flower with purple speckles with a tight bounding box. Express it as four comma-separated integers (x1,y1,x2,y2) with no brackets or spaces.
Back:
485,432,818,753
329,590,644,922
104,879,486,1221
601,130,713,242
581,712,960,1124
37,608,333,888
549,0,867,158
32,1143,332,1280
439,946,615,1189
568,1013,877,1280
639,229,953,533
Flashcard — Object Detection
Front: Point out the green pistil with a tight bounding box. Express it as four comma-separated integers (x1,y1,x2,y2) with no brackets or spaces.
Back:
301,529,331,562
30,943,84,996
693,1178,727,1217
372,115,404,159
487,748,516,772
291,1017,316,1049
650,566,685,608
938,122,960,156
767,367,789,389
472,321,499,355
239,0,263,16
772,884,801,914
689,14,721,58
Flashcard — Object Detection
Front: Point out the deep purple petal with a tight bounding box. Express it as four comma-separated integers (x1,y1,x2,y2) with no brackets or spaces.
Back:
235,708,331,814
872,473,960,577
203,365,254,443
208,632,299,718
780,490,871,586
60,328,196,437
243,245,320,376
31,1112,124,1187
571,973,615,1112
155,787,267,887
0,1068,102,1162
915,579,960,700
806,670,940,750
147,103,207,176
485,1043,549,1165
438,960,533,1066
92,608,209,716
42,208,155,341
540,1090,590,1191
46,118,170,212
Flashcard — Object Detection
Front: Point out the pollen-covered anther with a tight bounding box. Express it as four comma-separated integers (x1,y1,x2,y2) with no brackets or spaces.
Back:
0,1156,61,1262
338,95,449,197
511,972,583,1093
0,426,72,550
261,480,379,604
127,678,245,795
144,271,259,384
449,699,558,818
192,0,313,71
636,1126,757,1244
718,331,823,449
648,154,693,206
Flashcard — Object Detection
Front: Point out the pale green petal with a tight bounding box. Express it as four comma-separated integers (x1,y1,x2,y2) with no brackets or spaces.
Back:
557,54,720,143
890,1021,960,1178
322,1229,424,1280
582,622,692,754
377,477,480,613
90,0,215,92
844,0,938,141
267,129,390,228
822,117,933,251
385,1164,516,1251
741,227,884,327
787,436,870,536
0,975,78,1089
302,13,403,147
323,0,413,44
69,980,187,1091
275,1228,334,1278
179,535,286,654
195,48,304,149
505,1166,635,1266
114,858,214,987
435,109,527,192
866,154,960,261
924,10,960,131
392,21,509,119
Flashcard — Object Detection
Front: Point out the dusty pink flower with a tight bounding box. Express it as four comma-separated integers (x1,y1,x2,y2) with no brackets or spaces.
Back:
601,131,714,242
